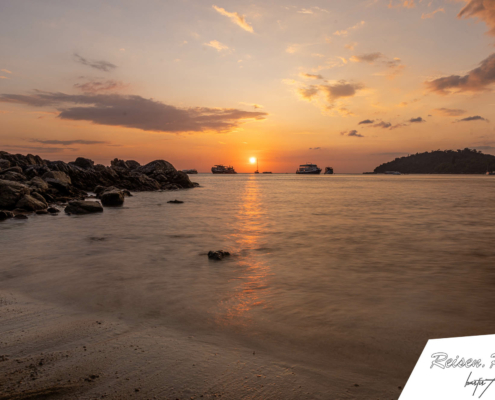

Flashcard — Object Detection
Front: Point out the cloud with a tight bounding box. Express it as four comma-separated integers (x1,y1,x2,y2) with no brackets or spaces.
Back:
240,102,263,109
0,76,9,79
373,121,392,128
29,139,109,145
1,69,12,74
358,119,375,124
212,5,254,33
350,52,384,64
333,21,365,36
0,91,268,133
286,44,300,54
320,81,364,103
426,53,495,94
422,8,445,19
74,80,128,93
1,144,78,152
458,0,495,36
388,0,416,9
309,146,323,150
457,115,488,122
341,129,363,137
344,42,358,50
74,54,117,72
409,117,425,123
433,107,466,116
204,40,229,51
298,7,328,14
298,85,319,100
300,73,324,80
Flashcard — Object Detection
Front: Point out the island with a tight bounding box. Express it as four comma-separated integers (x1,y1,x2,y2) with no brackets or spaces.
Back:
374,148,495,174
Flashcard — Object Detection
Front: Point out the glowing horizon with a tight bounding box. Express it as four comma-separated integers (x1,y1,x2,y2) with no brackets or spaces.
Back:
0,0,494,173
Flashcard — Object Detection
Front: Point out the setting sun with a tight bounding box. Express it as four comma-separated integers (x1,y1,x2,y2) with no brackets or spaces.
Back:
249,157,256,164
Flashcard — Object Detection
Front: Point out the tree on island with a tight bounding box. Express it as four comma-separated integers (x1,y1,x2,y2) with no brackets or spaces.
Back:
374,148,495,174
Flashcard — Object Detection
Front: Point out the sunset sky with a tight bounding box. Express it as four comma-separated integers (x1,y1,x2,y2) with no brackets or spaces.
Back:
1,0,494,173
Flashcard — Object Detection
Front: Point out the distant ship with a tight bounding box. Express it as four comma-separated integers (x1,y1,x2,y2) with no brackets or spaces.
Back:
211,165,237,174
182,169,198,174
296,163,322,174
324,167,334,175
262,171,272,174
385,171,401,175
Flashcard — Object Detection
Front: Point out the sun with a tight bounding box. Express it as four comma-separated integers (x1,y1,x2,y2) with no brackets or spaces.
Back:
249,157,256,164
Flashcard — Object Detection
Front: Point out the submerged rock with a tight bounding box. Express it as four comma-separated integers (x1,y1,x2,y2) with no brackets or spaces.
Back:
100,188,125,206
65,200,104,215
207,250,231,260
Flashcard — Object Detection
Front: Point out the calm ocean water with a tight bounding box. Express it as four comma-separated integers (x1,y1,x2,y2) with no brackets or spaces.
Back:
1,174,495,386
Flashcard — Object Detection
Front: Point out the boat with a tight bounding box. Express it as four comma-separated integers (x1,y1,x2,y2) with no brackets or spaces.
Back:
211,165,237,174
324,167,334,175
385,171,401,175
487,171,495,175
262,171,272,174
182,169,198,174
296,163,322,174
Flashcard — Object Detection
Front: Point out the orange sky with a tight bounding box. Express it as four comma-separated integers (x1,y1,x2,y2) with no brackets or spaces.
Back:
1,0,494,173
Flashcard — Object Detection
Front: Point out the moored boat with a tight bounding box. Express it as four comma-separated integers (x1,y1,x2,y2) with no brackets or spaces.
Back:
296,163,322,174
324,167,334,174
182,169,198,174
262,171,272,174
385,171,401,175
211,165,237,174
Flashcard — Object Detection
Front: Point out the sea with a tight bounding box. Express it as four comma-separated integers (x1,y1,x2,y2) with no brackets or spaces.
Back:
1,174,495,396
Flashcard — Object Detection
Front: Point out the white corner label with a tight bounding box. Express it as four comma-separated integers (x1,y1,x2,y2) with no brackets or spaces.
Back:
401,334,495,399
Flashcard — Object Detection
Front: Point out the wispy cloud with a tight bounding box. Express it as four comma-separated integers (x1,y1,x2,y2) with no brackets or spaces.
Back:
358,119,374,124
456,115,489,122
341,129,364,137
422,8,445,19
1,69,12,74
300,73,324,80
0,91,268,133
433,108,466,117
333,21,365,37
344,42,358,50
388,0,416,9
409,117,425,123
212,5,254,33
297,7,329,14
29,139,109,145
350,52,384,64
204,40,230,52
1,144,78,152
458,0,495,36
74,54,117,72
74,80,128,93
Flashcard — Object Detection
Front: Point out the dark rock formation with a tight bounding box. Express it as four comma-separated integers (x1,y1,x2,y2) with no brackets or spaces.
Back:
0,151,197,214
167,200,184,204
207,250,231,260
0,211,14,220
16,194,47,211
47,207,60,214
99,187,125,206
65,200,104,215
14,214,28,219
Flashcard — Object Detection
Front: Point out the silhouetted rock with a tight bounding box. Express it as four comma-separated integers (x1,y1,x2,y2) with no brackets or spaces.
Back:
0,180,30,209
42,171,72,185
65,200,104,215
0,171,26,182
0,159,10,170
208,250,231,260
126,160,140,170
0,211,14,220
167,200,184,204
28,176,49,192
16,194,47,211
47,207,60,214
73,157,95,170
100,188,125,206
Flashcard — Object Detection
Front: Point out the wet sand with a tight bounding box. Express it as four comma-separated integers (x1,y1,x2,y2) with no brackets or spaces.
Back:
0,290,402,399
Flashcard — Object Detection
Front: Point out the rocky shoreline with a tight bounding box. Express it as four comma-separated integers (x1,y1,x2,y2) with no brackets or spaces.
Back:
0,151,197,218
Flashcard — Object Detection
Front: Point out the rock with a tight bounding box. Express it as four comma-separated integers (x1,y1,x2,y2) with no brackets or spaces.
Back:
0,166,23,175
47,207,60,214
126,160,140,170
28,176,49,192
0,159,10,170
65,200,103,215
16,194,47,211
31,192,48,207
135,160,176,176
111,158,129,169
35,210,49,215
42,171,72,185
0,171,27,182
100,188,125,206
167,200,184,204
14,214,28,219
0,180,30,210
73,157,95,170
94,185,106,196
0,210,14,220
207,250,231,260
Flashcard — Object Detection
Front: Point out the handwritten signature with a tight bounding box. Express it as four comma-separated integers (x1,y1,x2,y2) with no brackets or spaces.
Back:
465,372,495,398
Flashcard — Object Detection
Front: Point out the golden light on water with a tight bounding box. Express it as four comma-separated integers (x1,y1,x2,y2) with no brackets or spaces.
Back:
249,157,256,164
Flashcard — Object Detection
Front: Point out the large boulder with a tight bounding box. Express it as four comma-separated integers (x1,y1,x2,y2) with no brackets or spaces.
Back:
100,188,125,206
126,160,140,170
42,171,72,185
73,157,95,170
15,194,47,211
0,171,26,182
111,158,129,169
0,180,30,210
28,176,49,192
0,210,14,220
65,200,103,215
135,160,176,176
0,159,10,170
